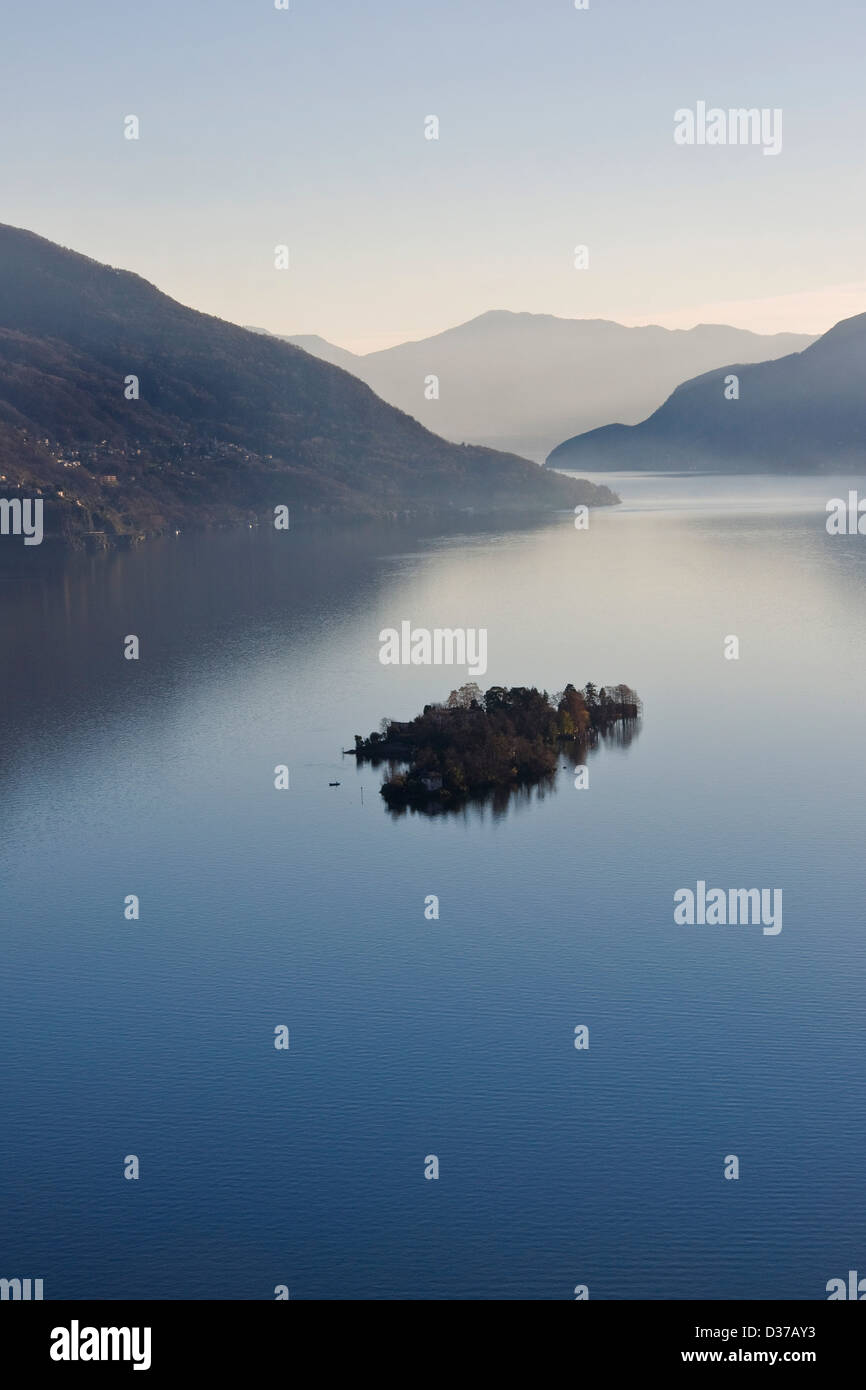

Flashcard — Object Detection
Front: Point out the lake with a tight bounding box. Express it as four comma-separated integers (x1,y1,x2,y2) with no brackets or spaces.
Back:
1,472,864,1299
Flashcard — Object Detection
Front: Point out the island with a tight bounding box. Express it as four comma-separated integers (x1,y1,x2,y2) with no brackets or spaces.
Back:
351,681,641,809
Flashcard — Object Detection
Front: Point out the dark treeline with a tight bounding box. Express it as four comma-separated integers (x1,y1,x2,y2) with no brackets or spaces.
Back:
352,681,641,807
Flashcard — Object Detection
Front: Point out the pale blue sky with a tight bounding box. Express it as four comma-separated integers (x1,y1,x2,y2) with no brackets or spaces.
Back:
3,0,864,349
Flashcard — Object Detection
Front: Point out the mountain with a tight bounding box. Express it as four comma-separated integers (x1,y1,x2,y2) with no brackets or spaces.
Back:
245,328,360,373
0,227,612,546
546,311,866,473
261,312,814,462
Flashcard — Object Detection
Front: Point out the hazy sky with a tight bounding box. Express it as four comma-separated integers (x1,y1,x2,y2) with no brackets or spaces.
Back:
3,0,864,351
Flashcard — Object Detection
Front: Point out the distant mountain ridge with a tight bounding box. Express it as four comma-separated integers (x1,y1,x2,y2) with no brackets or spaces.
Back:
0,225,613,545
546,310,866,473
248,312,814,462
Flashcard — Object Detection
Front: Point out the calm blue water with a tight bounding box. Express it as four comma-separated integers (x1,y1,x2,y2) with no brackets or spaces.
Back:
1,473,865,1299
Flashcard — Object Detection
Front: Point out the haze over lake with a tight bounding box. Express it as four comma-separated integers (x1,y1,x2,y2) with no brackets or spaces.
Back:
2,473,864,1299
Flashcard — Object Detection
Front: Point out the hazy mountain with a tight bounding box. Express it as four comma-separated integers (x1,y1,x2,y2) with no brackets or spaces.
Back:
263,312,814,462
547,311,866,473
0,226,614,545
245,327,359,373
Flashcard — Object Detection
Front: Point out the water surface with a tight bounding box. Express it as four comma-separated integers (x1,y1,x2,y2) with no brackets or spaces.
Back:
2,473,864,1299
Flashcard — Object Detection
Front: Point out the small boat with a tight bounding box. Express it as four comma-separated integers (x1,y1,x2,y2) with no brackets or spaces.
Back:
329,781,341,787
